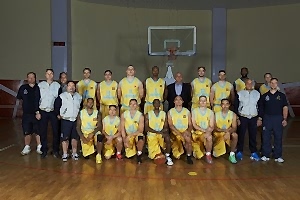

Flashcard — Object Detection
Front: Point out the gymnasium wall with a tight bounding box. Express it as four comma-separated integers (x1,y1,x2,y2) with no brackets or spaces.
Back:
227,4,300,83
0,0,51,80
71,0,212,82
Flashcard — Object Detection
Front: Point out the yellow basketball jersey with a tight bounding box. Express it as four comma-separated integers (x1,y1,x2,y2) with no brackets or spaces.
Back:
124,110,142,134
191,77,212,105
234,78,245,93
99,80,118,105
148,110,166,132
212,81,232,105
103,116,120,136
215,110,233,130
77,79,97,101
120,77,141,106
169,107,190,132
192,108,213,129
145,78,165,103
80,109,98,135
259,84,270,95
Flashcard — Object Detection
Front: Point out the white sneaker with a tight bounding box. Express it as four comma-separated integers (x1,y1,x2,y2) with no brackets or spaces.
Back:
275,158,284,163
166,156,174,166
21,145,31,155
72,153,79,161
36,144,42,155
261,156,270,161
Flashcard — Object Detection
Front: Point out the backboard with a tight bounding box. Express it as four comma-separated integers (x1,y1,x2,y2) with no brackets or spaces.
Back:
148,26,196,56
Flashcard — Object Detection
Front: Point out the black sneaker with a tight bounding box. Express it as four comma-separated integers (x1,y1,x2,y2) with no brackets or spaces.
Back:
137,155,142,164
53,152,61,158
187,155,193,165
41,152,47,159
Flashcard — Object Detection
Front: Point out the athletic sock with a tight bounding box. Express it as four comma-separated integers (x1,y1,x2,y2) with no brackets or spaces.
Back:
165,153,170,157
137,151,142,156
206,152,211,156
230,152,235,156
117,152,121,155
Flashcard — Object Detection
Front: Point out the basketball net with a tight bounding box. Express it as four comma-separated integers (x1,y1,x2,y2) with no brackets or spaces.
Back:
165,47,178,86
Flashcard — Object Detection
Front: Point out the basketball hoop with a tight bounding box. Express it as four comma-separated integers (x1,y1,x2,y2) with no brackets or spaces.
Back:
167,47,178,60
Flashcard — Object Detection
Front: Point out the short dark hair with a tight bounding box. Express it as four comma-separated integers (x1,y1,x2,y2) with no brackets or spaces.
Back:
152,66,159,70
198,95,207,100
104,70,112,75
67,81,74,85
241,67,248,71
83,68,91,73
152,99,160,105
129,99,137,104
59,72,67,79
87,98,94,102
109,105,117,109
198,66,206,71
46,68,54,73
219,70,226,74
270,77,278,82
264,72,272,78
221,98,230,104
27,72,36,79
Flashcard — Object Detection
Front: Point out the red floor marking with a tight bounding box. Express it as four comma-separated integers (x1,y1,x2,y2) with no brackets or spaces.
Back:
1,161,299,181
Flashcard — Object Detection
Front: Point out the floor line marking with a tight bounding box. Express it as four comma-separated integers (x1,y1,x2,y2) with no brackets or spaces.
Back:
0,144,15,152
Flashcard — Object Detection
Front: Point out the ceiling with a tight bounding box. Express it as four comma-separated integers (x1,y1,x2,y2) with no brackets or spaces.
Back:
80,0,300,10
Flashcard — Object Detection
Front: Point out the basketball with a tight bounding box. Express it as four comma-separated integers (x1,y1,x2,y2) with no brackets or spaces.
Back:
153,153,166,165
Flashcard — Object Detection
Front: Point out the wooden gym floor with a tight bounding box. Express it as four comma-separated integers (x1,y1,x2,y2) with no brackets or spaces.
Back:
0,118,300,200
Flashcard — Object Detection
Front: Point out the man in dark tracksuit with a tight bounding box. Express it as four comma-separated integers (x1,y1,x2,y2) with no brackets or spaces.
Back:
17,72,41,155
258,78,288,163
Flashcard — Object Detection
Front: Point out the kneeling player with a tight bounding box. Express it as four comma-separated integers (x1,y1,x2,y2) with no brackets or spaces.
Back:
145,99,173,166
76,98,103,163
191,96,214,164
121,99,145,164
213,98,238,164
168,96,193,164
102,105,123,160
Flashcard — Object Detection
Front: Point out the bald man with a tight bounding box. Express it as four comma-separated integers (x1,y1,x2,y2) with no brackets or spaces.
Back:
166,72,191,110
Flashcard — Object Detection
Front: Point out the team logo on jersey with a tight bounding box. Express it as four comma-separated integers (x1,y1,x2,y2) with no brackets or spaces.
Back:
265,95,270,101
134,121,138,124
226,88,229,91
206,85,208,87
24,89,28,95
112,87,115,90
276,95,281,100
90,87,94,89
93,118,97,121
183,115,186,118
160,85,162,87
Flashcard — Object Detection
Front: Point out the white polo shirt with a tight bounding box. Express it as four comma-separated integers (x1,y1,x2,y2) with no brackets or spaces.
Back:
38,81,60,112
237,89,260,119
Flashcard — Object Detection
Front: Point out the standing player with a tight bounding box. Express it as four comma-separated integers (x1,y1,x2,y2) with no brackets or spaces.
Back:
213,98,238,164
118,65,144,114
210,70,234,113
233,67,255,94
77,68,97,109
102,105,123,160
97,70,119,119
76,98,103,163
38,69,61,158
168,96,193,164
259,73,273,95
145,99,173,166
54,81,82,162
17,72,42,155
191,66,212,110
191,96,214,164
121,99,145,164
144,66,166,114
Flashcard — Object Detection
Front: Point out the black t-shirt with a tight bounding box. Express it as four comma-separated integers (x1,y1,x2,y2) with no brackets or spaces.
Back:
17,84,40,114
258,90,288,117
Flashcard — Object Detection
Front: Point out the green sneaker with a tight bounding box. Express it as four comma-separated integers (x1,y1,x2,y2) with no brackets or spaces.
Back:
229,154,237,164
